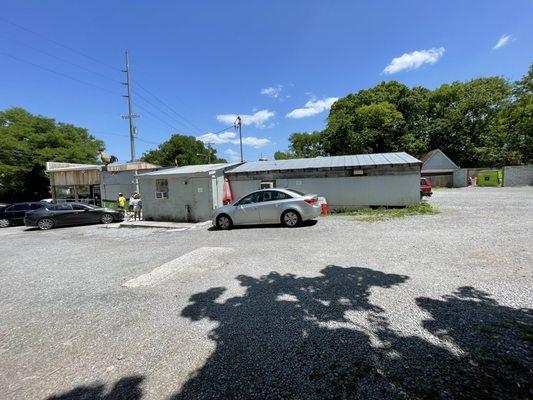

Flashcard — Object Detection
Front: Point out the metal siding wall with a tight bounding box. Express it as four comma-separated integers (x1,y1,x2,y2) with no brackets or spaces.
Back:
453,169,468,188
229,174,420,208
101,170,142,200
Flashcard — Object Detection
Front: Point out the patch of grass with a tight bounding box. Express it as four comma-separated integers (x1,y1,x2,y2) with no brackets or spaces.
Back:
332,203,438,222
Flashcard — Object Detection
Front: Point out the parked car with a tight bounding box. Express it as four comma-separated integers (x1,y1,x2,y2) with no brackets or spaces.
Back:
0,202,47,228
420,177,432,198
24,202,124,230
212,188,321,230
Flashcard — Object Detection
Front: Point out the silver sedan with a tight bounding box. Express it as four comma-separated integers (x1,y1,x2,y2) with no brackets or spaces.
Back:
212,188,321,230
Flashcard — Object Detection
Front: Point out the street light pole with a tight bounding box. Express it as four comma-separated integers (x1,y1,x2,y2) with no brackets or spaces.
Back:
236,116,243,162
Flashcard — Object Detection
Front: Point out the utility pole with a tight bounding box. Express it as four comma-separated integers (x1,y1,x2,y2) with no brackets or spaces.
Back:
236,116,243,162
207,142,212,164
121,50,139,162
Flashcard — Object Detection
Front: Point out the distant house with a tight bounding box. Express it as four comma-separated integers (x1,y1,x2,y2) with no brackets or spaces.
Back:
420,149,459,187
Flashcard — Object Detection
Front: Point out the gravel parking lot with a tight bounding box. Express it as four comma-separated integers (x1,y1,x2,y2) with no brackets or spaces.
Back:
1,187,532,399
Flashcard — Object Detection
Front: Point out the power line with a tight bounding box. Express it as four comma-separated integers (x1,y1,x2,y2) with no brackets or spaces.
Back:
0,16,119,72
134,91,198,133
0,51,118,96
0,35,121,84
133,80,206,133
0,17,235,149
2,17,207,135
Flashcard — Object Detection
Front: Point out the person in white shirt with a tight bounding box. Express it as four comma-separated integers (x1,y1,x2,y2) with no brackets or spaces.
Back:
131,194,142,221
128,195,135,212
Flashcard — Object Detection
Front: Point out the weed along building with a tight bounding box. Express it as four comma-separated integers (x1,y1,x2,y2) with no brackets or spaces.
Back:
138,163,239,222
225,152,422,210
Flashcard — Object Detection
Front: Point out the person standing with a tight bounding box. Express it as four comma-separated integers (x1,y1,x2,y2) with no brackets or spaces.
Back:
128,194,135,212
131,194,142,221
117,193,126,211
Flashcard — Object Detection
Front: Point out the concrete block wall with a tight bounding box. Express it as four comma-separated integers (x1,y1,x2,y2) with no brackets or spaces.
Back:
503,165,533,187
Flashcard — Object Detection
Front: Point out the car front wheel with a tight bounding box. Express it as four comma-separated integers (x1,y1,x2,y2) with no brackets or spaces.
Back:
0,218,10,228
216,214,232,230
37,218,54,230
281,210,301,228
100,213,114,224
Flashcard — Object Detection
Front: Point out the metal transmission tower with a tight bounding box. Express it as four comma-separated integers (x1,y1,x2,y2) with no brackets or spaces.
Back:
121,51,139,161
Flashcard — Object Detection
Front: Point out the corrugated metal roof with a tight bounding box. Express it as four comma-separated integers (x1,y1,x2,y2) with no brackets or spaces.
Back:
226,152,420,174
138,162,241,177
46,162,101,172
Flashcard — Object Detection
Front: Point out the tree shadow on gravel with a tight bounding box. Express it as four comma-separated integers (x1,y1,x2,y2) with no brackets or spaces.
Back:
173,267,532,400
46,375,144,400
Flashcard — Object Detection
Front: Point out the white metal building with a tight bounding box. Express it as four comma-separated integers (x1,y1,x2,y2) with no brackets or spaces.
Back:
225,152,422,210
137,163,239,222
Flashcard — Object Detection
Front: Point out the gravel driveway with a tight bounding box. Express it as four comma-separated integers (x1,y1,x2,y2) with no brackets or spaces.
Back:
1,187,532,399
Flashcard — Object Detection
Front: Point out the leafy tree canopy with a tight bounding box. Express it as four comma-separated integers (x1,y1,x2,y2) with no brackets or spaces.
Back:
0,107,103,202
141,134,226,166
278,64,532,168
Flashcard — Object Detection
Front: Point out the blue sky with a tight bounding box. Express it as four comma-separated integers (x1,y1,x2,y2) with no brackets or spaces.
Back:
1,1,532,163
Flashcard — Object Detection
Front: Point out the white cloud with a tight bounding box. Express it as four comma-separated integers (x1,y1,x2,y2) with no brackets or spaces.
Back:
216,109,275,128
286,97,338,119
198,131,236,144
260,85,283,98
198,130,270,149
240,137,270,148
224,148,240,162
383,47,445,74
494,34,513,49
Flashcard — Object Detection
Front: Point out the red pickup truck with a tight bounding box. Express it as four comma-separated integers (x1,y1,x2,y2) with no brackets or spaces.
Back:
420,177,432,198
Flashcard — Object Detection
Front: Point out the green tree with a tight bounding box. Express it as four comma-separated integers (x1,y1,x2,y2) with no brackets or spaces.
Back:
426,77,512,167
141,134,226,166
482,66,533,166
324,81,429,156
289,131,326,158
0,107,103,202
274,151,294,160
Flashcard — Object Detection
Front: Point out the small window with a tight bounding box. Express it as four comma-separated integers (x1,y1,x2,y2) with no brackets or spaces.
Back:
236,192,261,205
4,205,14,212
262,190,292,202
50,204,73,211
13,204,30,211
260,180,275,189
156,179,169,199
72,204,90,210
30,203,45,210
285,189,306,197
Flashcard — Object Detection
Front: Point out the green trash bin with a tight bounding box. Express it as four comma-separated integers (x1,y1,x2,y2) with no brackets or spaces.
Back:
477,170,501,187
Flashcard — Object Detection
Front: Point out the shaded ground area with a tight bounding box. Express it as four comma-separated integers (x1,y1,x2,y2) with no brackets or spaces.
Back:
172,267,532,400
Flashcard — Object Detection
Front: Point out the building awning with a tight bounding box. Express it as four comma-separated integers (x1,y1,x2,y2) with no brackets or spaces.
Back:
45,162,101,173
